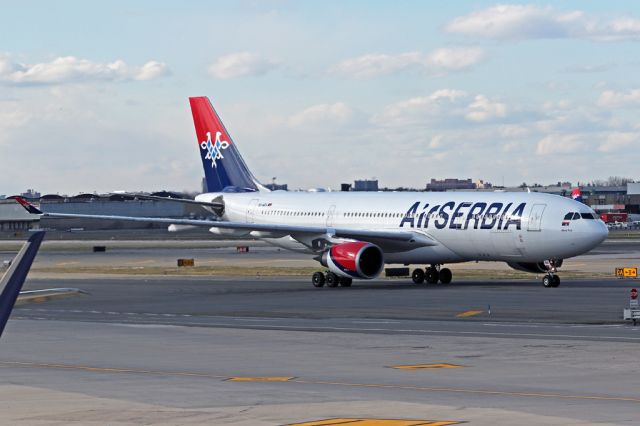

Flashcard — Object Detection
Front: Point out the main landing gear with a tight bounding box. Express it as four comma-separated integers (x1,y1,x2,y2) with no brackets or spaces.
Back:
311,271,352,288
412,265,452,285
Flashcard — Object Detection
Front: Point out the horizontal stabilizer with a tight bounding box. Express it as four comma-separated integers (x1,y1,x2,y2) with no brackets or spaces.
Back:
16,288,88,306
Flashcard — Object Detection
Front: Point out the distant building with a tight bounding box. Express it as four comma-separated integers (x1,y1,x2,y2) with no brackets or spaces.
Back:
474,179,492,189
0,192,214,233
426,178,475,191
340,183,352,192
0,200,39,231
353,179,378,192
20,189,41,199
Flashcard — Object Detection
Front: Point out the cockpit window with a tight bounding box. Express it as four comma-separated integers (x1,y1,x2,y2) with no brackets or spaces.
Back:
563,213,573,220
572,212,581,220
581,212,597,219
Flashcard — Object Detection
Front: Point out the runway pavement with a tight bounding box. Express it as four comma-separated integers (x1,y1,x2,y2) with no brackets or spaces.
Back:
13,276,640,329
1,238,639,425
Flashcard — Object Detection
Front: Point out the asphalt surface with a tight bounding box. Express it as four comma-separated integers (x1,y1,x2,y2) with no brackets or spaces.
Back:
1,238,639,425
13,276,640,332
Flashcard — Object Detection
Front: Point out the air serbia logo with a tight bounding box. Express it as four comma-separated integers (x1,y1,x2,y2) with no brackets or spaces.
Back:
200,131,230,168
399,201,527,231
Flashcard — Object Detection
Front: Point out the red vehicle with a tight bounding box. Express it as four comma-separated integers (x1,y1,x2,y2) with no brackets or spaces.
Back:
600,212,628,223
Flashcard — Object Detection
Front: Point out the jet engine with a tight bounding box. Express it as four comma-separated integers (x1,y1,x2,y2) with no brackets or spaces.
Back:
319,241,384,279
507,259,563,273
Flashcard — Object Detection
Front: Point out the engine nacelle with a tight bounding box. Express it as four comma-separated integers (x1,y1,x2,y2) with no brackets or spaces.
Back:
320,242,384,279
507,259,563,274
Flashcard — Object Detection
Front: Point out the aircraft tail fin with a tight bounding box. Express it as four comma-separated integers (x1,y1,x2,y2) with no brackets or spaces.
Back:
0,231,45,338
571,188,584,203
189,97,266,193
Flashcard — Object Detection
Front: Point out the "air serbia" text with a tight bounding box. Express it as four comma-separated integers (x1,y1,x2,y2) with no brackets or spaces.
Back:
399,201,526,230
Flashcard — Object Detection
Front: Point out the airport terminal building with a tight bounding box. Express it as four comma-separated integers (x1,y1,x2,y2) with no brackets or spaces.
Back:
0,193,211,234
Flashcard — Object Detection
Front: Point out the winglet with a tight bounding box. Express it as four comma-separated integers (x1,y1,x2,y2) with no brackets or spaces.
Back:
14,197,43,215
0,231,46,338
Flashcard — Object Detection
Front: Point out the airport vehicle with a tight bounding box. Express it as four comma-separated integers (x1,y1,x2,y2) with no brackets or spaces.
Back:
600,212,628,223
16,97,608,288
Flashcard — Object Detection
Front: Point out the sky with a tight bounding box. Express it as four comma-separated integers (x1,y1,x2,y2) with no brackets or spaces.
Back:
1,0,639,195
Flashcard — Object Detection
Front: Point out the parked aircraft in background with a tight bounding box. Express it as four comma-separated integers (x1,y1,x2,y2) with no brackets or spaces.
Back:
571,187,584,203
16,97,608,288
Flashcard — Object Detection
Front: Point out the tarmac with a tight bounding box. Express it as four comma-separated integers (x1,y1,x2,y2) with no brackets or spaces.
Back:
0,237,639,425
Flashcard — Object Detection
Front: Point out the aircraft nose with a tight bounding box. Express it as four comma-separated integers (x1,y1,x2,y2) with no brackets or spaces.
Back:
589,220,608,248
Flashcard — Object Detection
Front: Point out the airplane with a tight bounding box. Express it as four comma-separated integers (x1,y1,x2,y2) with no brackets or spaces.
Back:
0,231,87,339
16,96,608,288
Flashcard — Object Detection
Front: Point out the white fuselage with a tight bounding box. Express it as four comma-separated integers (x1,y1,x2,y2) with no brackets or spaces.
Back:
196,190,608,265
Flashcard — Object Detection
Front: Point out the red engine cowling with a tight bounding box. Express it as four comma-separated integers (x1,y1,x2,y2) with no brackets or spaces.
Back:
321,242,384,279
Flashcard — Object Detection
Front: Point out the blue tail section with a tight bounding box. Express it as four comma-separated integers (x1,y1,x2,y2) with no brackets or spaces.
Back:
189,97,264,193
0,231,45,339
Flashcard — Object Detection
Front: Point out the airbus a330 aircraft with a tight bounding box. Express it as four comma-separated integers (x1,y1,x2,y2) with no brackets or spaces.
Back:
17,97,608,288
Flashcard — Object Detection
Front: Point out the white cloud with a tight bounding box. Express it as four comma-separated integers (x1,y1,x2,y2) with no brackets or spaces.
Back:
598,132,639,152
287,102,353,128
375,89,467,125
597,89,640,108
465,95,507,122
536,134,583,155
134,61,170,81
208,52,278,79
0,55,170,85
446,4,640,41
330,47,484,79
425,48,486,71
330,52,422,78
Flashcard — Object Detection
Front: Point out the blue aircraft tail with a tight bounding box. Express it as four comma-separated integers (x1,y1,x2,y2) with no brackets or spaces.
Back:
189,97,265,193
0,231,45,338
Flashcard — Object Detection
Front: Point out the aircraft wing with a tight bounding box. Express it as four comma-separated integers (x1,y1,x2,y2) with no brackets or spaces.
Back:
111,192,224,209
15,197,437,250
0,231,45,338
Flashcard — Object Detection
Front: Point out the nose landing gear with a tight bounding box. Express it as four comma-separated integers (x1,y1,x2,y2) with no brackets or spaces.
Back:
542,274,560,288
542,260,562,288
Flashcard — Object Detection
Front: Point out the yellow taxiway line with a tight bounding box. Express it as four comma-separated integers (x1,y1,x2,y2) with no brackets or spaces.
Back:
390,364,464,370
288,419,459,426
2,360,639,404
455,310,483,318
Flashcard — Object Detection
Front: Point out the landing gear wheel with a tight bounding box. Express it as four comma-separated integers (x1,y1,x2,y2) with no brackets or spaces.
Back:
425,267,440,284
412,268,425,284
551,275,560,288
439,268,452,284
542,275,552,288
312,272,325,288
339,277,353,287
326,272,339,288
